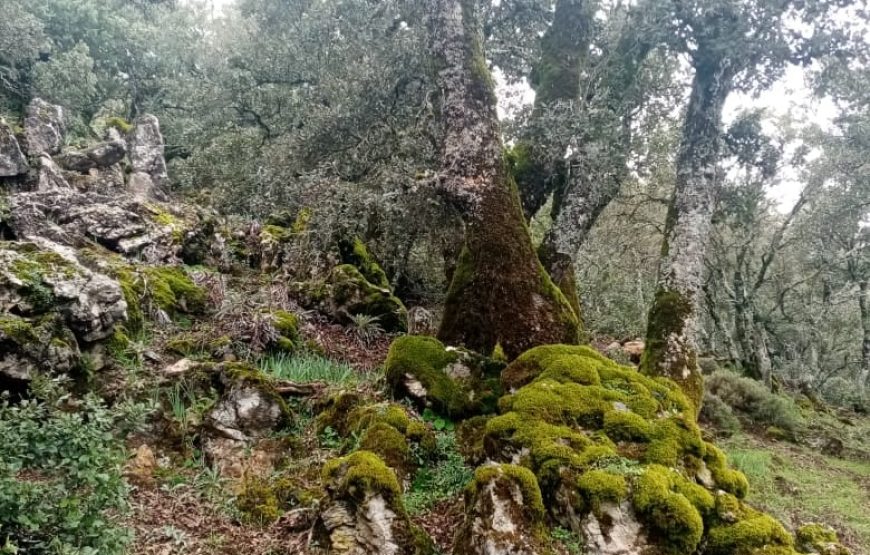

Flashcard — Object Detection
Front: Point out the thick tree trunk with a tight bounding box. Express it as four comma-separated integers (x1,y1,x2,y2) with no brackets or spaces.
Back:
429,0,580,359
859,279,870,391
514,0,591,220
641,57,735,410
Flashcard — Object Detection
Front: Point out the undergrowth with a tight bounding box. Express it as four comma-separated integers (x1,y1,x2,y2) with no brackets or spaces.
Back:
404,431,473,514
259,352,361,385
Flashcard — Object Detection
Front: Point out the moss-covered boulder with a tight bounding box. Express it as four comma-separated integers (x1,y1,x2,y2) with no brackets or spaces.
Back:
0,240,126,343
316,451,435,555
317,392,437,481
795,523,851,555
475,344,805,555
115,263,206,332
0,313,80,385
338,237,391,289
453,463,548,555
384,335,504,418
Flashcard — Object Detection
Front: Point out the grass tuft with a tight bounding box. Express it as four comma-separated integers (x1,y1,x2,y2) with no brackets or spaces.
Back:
259,352,361,385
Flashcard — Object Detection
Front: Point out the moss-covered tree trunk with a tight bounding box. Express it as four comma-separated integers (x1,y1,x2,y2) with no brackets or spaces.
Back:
428,0,579,359
514,0,592,220
641,55,736,409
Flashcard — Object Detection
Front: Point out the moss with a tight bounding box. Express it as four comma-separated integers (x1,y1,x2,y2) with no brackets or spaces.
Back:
603,410,652,442
340,237,390,289
0,315,39,344
631,465,704,554
704,443,750,498
328,264,407,332
106,116,133,134
641,289,703,411
261,224,292,243
470,464,545,526
271,310,300,352
707,511,793,555
116,265,207,331
292,207,312,234
322,450,404,509
576,469,627,514
222,362,291,421
105,326,131,358
795,523,838,547
501,344,609,391
359,422,412,476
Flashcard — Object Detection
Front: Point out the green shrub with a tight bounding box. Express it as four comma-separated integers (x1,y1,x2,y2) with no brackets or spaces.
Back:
0,382,132,554
705,370,803,434
700,392,742,436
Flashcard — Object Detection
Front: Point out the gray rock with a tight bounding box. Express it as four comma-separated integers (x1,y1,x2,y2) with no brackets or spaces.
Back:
23,98,65,155
580,502,650,555
0,313,80,383
57,140,126,172
0,122,28,177
66,164,125,194
0,239,127,343
36,153,71,191
205,383,284,442
128,115,168,200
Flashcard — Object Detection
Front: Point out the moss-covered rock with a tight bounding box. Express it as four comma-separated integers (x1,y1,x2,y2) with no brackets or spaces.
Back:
453,463,547,555
384,335,504,418
116,264,206,331
318,451,435,555
795,523,851,555
0,313,81,383
477,343,801,555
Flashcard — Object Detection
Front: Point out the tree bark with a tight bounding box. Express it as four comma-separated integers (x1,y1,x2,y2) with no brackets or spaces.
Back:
859,279,870,391
641,55,735,410
514,0,592,220
428,0,580,359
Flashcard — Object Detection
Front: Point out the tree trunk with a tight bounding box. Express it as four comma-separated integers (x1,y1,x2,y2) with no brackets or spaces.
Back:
514,0,592,220
640,56,735,410
428,0,580,359
859,279,870,391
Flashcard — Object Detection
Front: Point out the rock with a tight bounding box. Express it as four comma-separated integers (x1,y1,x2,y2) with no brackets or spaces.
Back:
162,357,198,376
0,313,80,384
66,164,126,194
580,502,650,555
36,153,71,191
453,464,546,555
6,189,179,261
0,121,28,176
124,444,158,485
128,114,169,200
316,451,427,555
622,340,645,363
23,98,65,156
0,239,126,342
203,366,287,442
328,264,407,331
57,140,126,172
407,306,435,336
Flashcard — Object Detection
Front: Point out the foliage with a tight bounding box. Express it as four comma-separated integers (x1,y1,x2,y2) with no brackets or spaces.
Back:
0,380,135,554
404,431,473,514
705,370,804,436
259,352,360,386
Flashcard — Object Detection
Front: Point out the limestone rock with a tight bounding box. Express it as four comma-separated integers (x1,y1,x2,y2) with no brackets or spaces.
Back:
453,464,546,555
23,98,65,155
66,164,126,194
128,114,169,200
57,140,126,172
316,451,425,555
0,121,28,176
205,383,285,442
0,313,80,384
0,239,126,342
36,153,71,191
580,502,650,555
124,444,158,486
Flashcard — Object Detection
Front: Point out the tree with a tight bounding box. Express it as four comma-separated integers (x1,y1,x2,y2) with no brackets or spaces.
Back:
640,0,852,408
426,0,579,359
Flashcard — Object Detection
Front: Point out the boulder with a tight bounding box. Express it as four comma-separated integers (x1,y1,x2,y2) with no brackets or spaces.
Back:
66,164,126,194
314,264,407,331
0,239,127,342
579,501,650,555
57,139,126,172
23,98,65,156
453,464,547,555
0,313,80,384
316,451,428,555
128,114,169,200
36,153,71,191
0,122,28,177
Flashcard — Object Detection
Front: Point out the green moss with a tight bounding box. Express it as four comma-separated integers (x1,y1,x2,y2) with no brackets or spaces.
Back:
322,450,404,508
705,443,750,498
116,265,207,331
631,465,704,554
340,237,390,289
105,327,131,358
470,464,545,525
707,511,793,555
501,344,609,391
328,264,407,331
261,224,292,243
641,289,703,411
576,469,627,514
603,410,652,442
359,422,412,476
222,362,291,421
0,315,39,344
106,116,133,134
795,523,838,547
271,310,300,352
292,207,312,234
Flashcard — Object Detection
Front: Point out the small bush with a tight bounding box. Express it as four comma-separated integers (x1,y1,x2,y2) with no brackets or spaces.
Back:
0,380,133,554
259,352,360,385
699,392,742,436
705,370,803,435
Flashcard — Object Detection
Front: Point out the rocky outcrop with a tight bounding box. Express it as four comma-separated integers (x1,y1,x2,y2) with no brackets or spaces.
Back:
128,114,169,201
36,153,71,191
57,139,126,172
0,313,80,383
0,122,27,177
23,98,65,156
